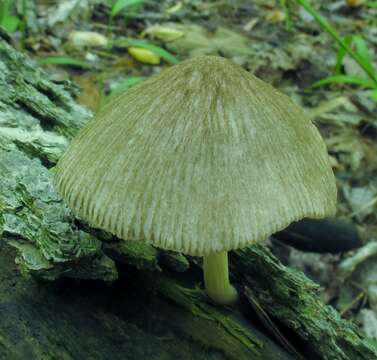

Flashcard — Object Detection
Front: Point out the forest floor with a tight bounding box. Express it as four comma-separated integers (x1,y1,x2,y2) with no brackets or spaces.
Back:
3,0,377,344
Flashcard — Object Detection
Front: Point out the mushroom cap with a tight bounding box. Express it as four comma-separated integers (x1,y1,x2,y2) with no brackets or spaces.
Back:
55,56,337,256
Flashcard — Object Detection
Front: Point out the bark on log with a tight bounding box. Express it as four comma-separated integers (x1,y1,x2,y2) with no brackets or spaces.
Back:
0,31,375,360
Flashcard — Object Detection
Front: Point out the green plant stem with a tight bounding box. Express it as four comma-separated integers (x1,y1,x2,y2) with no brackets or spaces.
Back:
203,251,237,305
20,0,27,48
106,15,113,38
296,0,377,85
0,0,10,24
280,0,292,30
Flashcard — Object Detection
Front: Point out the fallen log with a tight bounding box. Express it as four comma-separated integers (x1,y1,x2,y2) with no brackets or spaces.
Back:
0,30,375,360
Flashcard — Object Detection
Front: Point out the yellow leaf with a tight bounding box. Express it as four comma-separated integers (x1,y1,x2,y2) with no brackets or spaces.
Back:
68,31,108,48
143,25,184,42
128,47,161,65
346,0,365,7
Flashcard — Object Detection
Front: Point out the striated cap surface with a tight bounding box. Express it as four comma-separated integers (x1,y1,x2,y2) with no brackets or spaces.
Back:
55,56,337,255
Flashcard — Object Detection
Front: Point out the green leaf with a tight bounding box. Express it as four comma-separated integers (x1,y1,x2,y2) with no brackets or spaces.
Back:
313,75,376,88
369,89,377,102
279,0,292,30
1,15,19,33
368,1,377,8
0,0,11,23
39,56,92,69
335,35,376,78
125,39,179,64
352,35,375,75
295,0,377,85
111,0,144,17
335,35,353,75
109,76,145,96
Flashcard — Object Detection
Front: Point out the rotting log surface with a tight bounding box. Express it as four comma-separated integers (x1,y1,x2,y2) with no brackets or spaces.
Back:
0,31,375,360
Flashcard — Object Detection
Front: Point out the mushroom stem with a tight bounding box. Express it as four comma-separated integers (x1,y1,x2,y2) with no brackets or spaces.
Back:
203,251,238,305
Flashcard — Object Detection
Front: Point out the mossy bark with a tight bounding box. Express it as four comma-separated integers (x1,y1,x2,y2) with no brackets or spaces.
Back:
0,31,375,359
0,241,291,360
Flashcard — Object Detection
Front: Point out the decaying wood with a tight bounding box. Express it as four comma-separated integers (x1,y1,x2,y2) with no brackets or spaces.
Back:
0,32,375,359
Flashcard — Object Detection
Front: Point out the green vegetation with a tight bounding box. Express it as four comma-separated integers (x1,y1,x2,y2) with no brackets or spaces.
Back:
295,0,377,101
367,1,377,8
116,38,179,64
107,76,145,98
0,0,20,33
279,0,292,30
107,0,144,36
109,0,144,17
39,56,93,69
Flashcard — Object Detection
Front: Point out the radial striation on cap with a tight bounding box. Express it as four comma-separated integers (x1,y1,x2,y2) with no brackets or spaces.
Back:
55,56,337,256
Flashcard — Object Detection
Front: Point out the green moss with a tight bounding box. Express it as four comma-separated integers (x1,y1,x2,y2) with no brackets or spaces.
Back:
104,240,160,271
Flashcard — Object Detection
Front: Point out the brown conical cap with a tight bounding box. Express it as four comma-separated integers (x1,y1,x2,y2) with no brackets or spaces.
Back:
56,56,337,255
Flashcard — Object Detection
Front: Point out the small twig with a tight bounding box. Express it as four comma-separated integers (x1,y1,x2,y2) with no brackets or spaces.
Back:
349,196,377,219
339,291,366,316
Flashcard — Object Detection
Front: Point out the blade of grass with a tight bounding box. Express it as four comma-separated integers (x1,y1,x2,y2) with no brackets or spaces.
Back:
2,15,19,32
335,35,375,77
39,56,92,69
313,75,376,88
295,0,377,85
111,0,144,17
109,76,145,96
335,35,353,75
0,0,10,24
20,0,28,48
352,36,375,76
368,1,377,8
370,89,377,102
279,0,292,30
0,0,19,33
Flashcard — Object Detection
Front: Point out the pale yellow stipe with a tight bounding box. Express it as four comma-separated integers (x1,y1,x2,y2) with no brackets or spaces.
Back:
203,251,238,305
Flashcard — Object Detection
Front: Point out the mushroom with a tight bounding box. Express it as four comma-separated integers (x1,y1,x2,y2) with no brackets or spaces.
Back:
55,56,337,305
